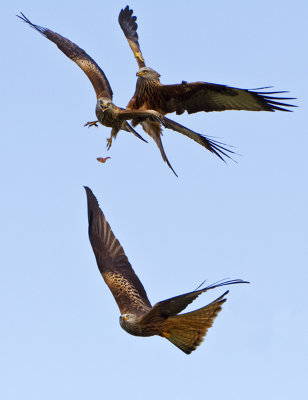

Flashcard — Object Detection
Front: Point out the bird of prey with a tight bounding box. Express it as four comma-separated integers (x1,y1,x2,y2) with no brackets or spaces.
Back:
16,13,170,150
18,13,233,176
118,6,296,139
85,186,248,354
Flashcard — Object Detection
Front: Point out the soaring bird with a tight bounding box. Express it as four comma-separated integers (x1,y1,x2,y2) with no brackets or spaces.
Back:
85,186,248,354
118,6,296,141
18,13,232,176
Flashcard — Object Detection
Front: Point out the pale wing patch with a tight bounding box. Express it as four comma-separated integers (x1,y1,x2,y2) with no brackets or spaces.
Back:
211,89,264,111
103,271,150,314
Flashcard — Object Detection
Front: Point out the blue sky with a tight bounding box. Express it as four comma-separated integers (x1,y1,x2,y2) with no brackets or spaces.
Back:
2,1,307,399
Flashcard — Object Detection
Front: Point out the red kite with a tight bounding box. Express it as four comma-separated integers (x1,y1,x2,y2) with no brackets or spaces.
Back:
85,186,248,354
18,13,233,176
119,6,296,145
17,13,166,148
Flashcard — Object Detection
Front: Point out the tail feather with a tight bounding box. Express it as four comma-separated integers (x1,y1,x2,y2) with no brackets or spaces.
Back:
164,292,227,354
141,120,178,176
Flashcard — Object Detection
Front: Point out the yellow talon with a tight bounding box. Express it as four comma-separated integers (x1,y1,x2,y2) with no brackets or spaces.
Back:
162,332,171,338
84,120,99,128
106,137,113,150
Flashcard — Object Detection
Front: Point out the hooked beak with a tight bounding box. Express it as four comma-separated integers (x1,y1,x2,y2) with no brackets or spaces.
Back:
136,70,143,77
100,103,108,111
122,315,128,321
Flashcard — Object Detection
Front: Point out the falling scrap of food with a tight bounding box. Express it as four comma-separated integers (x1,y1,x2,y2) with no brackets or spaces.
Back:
97,157,111,164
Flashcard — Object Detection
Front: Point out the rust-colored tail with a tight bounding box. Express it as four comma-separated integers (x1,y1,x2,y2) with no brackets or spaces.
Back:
164,291,227,354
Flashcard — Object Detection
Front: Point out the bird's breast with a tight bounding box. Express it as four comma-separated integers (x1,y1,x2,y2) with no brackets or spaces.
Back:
95,107,118,128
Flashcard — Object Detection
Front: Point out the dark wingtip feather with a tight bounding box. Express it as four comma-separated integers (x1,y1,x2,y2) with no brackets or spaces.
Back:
251,88,297,112
17,12,47,36
201,135,238,163
84,186,101,221
118,5,139,43
194,278,249,294
203,279,250,291
84,186,99,205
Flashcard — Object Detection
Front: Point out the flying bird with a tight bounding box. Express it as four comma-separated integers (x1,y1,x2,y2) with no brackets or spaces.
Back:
85,186,248,354
118,6,296,138
16,13,169,150
18,13,233,176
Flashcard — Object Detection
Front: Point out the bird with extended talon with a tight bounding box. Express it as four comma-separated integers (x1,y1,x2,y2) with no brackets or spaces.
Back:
17,12,235,175
17,13,162,150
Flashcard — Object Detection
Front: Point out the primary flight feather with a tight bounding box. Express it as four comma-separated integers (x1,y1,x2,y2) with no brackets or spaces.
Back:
119,6,296,146
17,13,168,149
18,12,233,175
85,186,248,354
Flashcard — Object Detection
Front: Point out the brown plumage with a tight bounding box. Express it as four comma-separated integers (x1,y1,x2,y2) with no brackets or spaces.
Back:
85,186,248,354
17,13,171,149
18,12,233,175
119,6,296,133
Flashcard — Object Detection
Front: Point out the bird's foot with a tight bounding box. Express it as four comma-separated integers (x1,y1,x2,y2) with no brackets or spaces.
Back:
151,111,166,127
106,137,113,150
84,120,99,128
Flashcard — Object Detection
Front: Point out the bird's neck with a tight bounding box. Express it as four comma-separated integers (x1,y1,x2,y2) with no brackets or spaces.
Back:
134,78,160,108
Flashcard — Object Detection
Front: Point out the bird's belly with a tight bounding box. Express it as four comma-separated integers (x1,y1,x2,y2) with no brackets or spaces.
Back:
95,108,117,128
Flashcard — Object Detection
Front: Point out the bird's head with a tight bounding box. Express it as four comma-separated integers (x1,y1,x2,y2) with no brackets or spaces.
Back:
98,97,113,112
119,313,137,327
137,67,161,80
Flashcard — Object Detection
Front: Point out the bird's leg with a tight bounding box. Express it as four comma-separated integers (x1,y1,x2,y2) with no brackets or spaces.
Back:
84,120,99,128
106,128,119,151
106,136,113,150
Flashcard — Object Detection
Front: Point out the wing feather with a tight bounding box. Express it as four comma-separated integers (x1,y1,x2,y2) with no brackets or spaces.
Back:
118,6,146,69
85,187,151,316
159,82,296,114
163,117,235,162
140,279,248,324
17,13,113,100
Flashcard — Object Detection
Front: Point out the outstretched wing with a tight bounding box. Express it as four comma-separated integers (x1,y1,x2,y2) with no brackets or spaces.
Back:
163,117,235,162
118,6,146,69
159,82,296,115
85,187,152,316
17,13,113,100
140,279,248,324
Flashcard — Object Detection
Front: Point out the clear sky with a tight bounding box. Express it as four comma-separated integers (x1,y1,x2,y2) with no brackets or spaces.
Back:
2,1,307,399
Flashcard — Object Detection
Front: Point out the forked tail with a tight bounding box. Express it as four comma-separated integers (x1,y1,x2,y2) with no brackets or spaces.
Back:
163,291,227,354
